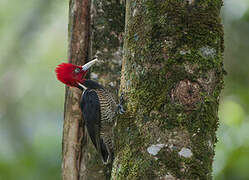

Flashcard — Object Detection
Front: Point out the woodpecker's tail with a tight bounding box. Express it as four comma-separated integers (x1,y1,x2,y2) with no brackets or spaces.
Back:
100,138,113,164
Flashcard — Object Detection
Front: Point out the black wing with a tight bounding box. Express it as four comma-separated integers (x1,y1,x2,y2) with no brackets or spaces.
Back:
80,89,101,150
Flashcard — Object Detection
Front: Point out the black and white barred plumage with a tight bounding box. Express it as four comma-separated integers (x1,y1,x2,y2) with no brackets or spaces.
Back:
80,80,117,164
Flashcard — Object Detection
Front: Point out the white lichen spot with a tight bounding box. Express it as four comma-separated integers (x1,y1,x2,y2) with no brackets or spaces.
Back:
72,2,77,13
164,40,173,47
208,140,213,149
199,46,216,58
180,49,190,55
169,144,174,150
133,8,138,16
178,147,193,158
109,82,114,87
179,50,186,55
186,0,195,4
147,144,165,156
90,72,98,79
126,80,131,90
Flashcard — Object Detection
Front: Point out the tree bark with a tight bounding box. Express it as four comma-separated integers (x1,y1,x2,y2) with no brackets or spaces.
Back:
91,0,125,93
112,0,224,179
63,1,126,180
62,0,91,179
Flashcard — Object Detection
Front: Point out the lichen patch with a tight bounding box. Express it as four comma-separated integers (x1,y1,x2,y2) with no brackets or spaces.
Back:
178,147,193,158
179,50,190,55
199,46,216,58
147,144,165,156
133,8,138,16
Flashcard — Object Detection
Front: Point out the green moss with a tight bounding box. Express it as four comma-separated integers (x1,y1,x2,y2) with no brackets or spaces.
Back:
113,146,154,180
157,149,183,177
114,0,224,179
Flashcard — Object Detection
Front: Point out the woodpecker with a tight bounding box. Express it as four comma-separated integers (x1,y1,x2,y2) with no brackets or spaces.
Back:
55,58,124,164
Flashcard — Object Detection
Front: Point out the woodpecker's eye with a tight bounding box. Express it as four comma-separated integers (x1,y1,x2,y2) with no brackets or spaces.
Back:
74,68,80,73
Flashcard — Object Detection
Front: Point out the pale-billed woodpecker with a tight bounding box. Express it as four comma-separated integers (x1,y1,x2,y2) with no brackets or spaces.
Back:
55,58,124,164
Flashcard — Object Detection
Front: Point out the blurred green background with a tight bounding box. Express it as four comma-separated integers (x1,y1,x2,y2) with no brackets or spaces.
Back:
0,0,248,179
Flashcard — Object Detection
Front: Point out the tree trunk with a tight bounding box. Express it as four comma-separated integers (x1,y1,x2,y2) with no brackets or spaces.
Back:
112,1,224,179
62,0,91,179
91,0,125,93
63,1,126,179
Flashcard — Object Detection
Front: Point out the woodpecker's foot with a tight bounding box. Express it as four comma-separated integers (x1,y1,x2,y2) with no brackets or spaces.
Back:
117,93,125,114
118,104,125,114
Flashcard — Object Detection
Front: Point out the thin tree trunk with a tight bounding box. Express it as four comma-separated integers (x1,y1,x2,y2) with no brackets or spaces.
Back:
62,0,91,179
63,1,125,179
112,1,224,179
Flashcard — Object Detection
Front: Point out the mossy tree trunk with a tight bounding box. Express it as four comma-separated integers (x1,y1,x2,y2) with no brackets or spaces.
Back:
112,0,224,179
91,0,125,93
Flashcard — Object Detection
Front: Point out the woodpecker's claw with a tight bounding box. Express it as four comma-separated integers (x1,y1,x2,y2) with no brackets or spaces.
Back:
117,93,125,114
118,104,125,114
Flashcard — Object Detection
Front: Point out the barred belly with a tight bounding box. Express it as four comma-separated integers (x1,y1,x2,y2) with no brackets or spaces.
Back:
95,89,117,148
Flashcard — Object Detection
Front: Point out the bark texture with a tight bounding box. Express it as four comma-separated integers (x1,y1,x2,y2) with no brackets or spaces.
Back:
62,0,91,179
77,1,126,179
112,0,224,179
63,1,126,179
91,0,125,93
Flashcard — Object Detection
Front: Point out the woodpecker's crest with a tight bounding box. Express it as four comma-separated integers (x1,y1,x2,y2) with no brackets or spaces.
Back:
55,58,99,87
55,63,87,87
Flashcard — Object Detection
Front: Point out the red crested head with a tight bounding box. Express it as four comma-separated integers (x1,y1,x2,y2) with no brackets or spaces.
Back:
55,63,87,87
55,58,99,88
